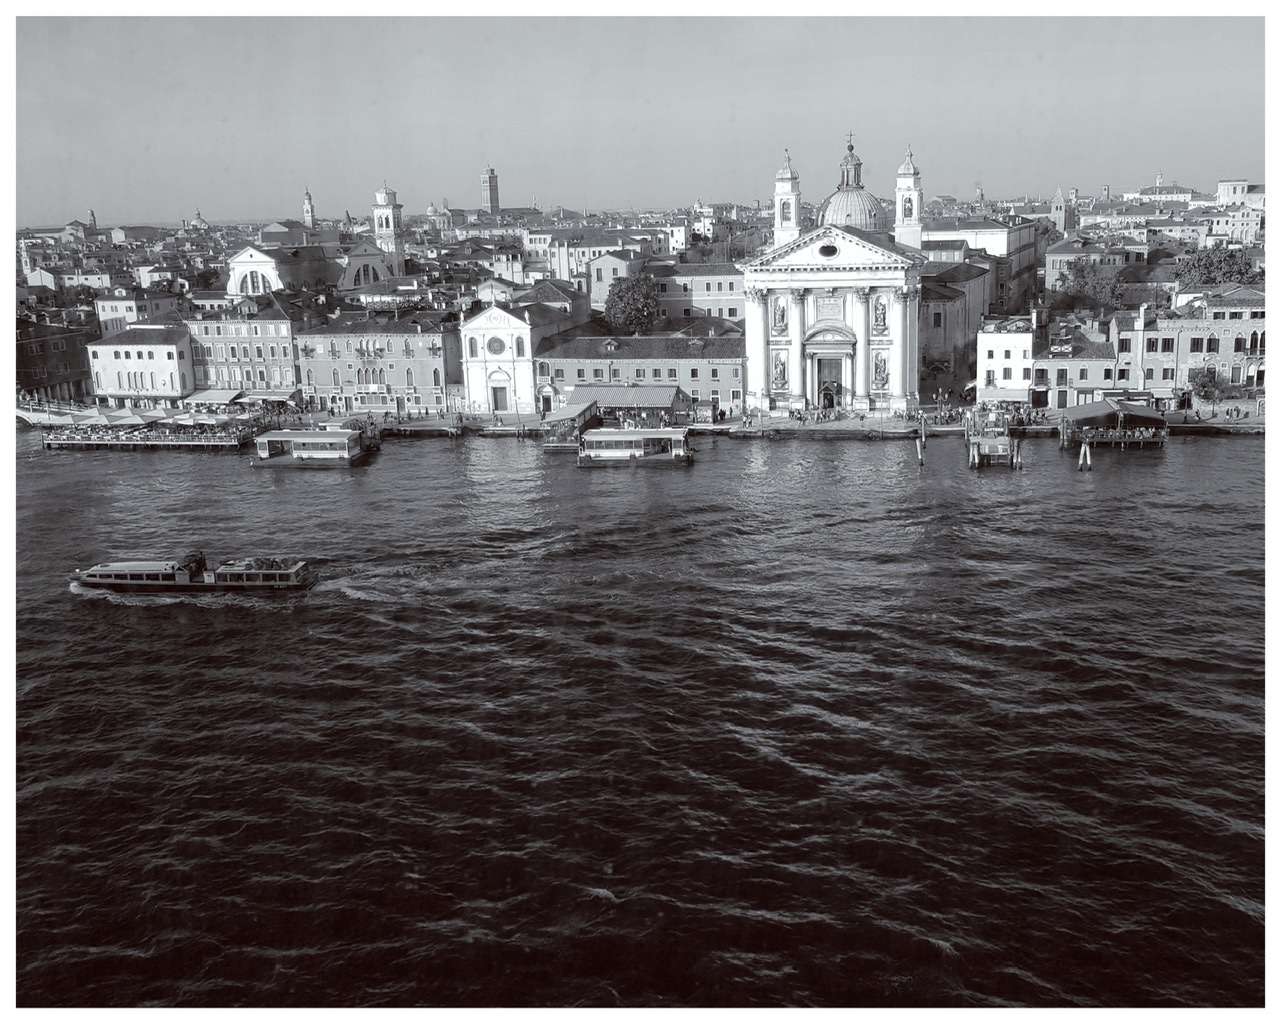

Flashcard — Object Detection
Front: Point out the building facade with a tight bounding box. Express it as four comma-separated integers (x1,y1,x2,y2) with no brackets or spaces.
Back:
86,324,194,406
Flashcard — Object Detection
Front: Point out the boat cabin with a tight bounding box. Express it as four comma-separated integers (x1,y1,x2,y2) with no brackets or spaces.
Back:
577,427,692,465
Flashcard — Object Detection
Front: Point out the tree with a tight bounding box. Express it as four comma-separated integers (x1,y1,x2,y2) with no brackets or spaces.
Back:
603,275,660,335
1052,260,1124,310
1187,366,1242,415
1177,243,1262,289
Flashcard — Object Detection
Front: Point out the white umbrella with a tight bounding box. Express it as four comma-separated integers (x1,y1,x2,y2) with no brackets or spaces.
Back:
137,409,169,423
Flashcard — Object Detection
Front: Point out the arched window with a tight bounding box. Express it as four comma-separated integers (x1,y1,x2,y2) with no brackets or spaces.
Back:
405,367,414,387
378,369,386,385
538,361,549,376
333,368,341,386
468,337,478,358
516,337,525,357
355,368,364,385
95,372,101,390
433,368,441,388
307,369,314,386
347,341,353,353
180,372,186,390
372,268,380,282
150,372,156,389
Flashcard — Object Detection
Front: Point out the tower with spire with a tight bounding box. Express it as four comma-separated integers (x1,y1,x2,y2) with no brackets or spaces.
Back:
302,188,316,230
773,150,802,247
894,144,923,249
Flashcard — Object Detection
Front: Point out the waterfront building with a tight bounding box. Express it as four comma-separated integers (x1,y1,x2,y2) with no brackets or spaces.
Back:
175,298,302,401
459,302,592,417
975,311,1042,405
296,308,462,415
742,140,925,414
16,318,94,403
534,323,746,415
86,324,194,407
920,214,1037,312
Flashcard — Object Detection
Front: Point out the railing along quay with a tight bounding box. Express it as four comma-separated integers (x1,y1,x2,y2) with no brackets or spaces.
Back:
42,429,254,451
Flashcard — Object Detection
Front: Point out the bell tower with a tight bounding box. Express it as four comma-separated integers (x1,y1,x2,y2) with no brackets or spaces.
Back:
372,183,405,276
481,166,500,215
894,144,923,250
302,188,316,230
773,150,802,247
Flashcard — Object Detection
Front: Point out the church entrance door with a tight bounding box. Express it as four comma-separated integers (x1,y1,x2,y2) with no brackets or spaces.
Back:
817,358,842,408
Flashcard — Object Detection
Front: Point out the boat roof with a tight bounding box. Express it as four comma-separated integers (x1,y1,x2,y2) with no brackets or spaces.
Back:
256,429,361,440
87,560,180,571
582,427,689,439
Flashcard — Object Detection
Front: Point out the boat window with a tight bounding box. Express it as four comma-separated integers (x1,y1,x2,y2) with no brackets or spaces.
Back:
161,574,175,581
128,573,144,581
145,573,160,581
113,574,129,580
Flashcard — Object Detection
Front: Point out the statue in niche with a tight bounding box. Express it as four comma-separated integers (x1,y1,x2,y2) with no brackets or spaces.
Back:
873,352,888,389
772,297,787,333
772,351,788,389
902,196,913,220
874,296,887,329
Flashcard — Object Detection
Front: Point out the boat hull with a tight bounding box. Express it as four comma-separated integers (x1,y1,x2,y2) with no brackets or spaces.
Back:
69,576,316,593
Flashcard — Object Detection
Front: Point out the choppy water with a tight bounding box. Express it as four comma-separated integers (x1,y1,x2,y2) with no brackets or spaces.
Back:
15,427,1265,1006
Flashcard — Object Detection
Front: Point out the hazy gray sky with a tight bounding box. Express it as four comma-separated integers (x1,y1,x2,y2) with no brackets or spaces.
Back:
14,16,1266,227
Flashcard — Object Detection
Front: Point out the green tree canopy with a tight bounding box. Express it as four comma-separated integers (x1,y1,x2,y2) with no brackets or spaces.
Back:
1177,243,1262,289
1051,260,1124,310
603,275,661,335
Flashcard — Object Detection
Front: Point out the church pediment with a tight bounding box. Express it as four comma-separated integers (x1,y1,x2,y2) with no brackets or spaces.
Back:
462,305,523,331
747,225,914,272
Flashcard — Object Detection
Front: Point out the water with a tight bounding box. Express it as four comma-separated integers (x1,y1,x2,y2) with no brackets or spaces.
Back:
15,428,1265,1006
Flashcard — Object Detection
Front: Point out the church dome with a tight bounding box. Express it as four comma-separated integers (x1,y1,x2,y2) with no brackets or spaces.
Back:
775,150,799,182
897,145,918,176
426,204,439,215
818,142,890,231
190,209,209,230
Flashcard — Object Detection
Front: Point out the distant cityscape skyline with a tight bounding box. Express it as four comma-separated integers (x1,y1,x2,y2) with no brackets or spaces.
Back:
16,16,1265,228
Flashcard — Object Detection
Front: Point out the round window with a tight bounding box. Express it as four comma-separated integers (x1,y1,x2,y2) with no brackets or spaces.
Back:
487,337,506,355
818,244,838,258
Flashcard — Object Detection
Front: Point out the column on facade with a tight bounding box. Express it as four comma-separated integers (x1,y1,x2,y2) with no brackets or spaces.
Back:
744,287,769,413
787,289,806,406
890,286,908,400
903,285,918,403
853,288,870,399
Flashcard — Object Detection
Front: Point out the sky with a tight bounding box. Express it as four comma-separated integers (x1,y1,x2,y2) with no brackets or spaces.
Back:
12,14,1269,228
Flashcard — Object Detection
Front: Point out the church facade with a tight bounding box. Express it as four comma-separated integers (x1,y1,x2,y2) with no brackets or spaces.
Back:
742,142,926,415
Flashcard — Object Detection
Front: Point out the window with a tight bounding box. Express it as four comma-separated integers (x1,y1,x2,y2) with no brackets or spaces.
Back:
1163,367,1174,380
1190,337,1204,352
1056,368,1067,385
595,268,602,282
683,309,691,317
1103,368,1113,380
728,307,737,318
659,283,668,293
468,338,478,358
1004,350,1011,360
611,367,620,380
651,368,661,379
123,351,130,360
1144,367,1154,380
256,345,263,359
716,282,723,292
1117,368,1129,381
573,368,584,381
933,312,943,328
1079,368,1088,381
1002,367,1012,380
554,368,565,380
668,368,677,380
229,345,237,358
1231,365,1242,383
690,388,700,399
1234,336,1245,352
987,350,994,360
1207,337,1220,353
1146,338,1158,353
612,268,619,278
146,350,154,360
1229,311,1243,320
1022,367,1031,380
1212,311,1225,320
1118,338,1131,353
711,368,720,380
705,283,711,292
635,368,644,379
593,368,604,380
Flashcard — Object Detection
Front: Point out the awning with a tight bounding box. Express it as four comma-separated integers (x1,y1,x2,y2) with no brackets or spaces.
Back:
181,388,244,406
233,388,302,404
